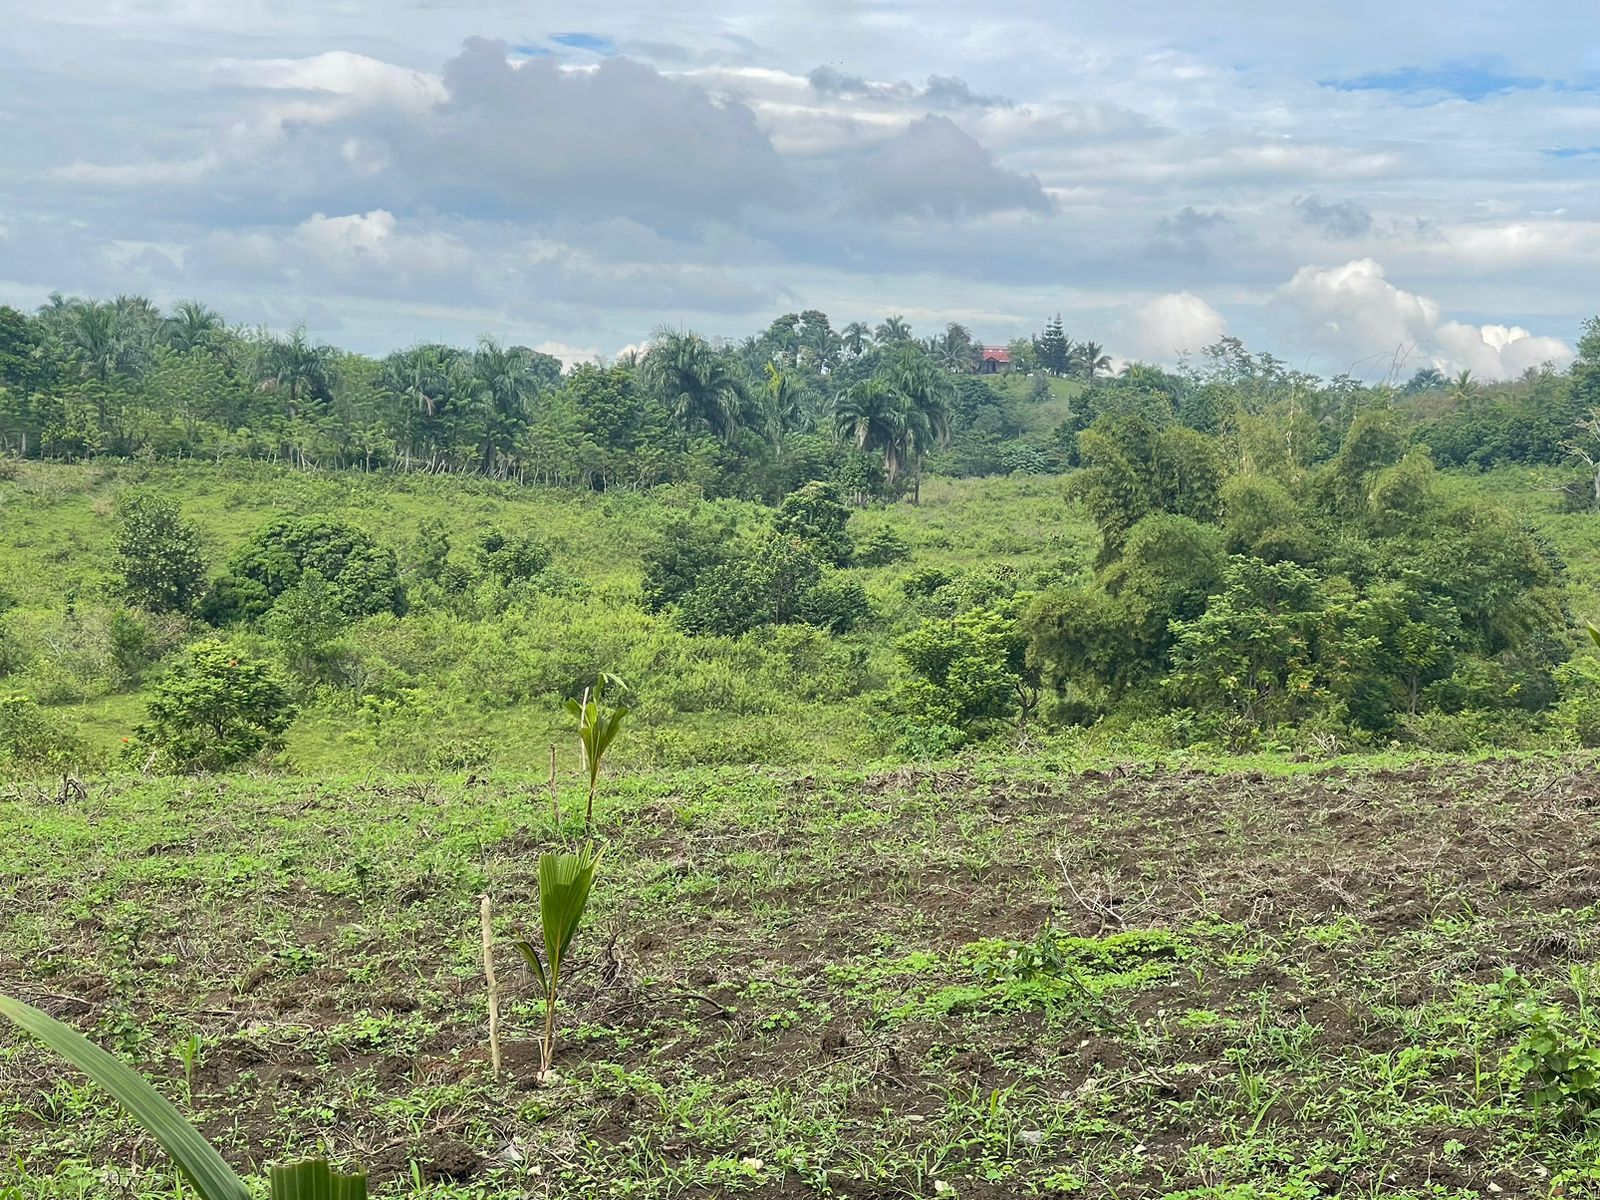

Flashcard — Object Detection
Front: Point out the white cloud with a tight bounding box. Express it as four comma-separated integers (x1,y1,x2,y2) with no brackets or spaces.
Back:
1125,291,1228,362
1276,257,1573,379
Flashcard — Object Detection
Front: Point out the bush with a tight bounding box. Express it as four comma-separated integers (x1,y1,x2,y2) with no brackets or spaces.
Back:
131,639,297,772
112,493,207,614
0,692,86,769
641,514,734,613
1555,657,1600,747
774,481,854,566
473,527,551,584
854,527,910,567
201,516,405,624
895,606,1037,740
676,535,822,637
797,572,871,633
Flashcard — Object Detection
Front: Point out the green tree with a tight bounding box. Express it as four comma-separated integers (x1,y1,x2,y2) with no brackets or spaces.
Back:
774,481,855,565
112,493,207,614
264,571,352,683
896,606,1038,742
642,329,748,445
676,536,822,637
202,516,405,624
132,640,297,772
1035,314,1071,377
641,514,735,613
473,527,552,585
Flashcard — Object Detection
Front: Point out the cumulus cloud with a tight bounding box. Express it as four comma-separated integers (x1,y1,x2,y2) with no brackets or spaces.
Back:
1293,195,1373,239
1125,292,1229,362
1276,257,1573,378
385,39,794,221
838,115,1051,219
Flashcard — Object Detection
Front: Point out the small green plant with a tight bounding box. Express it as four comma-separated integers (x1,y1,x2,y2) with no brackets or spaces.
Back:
130,639,297,772
0,994,365,1198
514,841,605,1080
1497,966,1600,1119
567,673,629,832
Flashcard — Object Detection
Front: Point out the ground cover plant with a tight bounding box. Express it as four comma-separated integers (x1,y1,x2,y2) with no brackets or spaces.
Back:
5,757,1600,1197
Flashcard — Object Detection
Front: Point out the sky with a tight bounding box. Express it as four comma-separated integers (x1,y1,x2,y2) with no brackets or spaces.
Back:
3,1,1600,379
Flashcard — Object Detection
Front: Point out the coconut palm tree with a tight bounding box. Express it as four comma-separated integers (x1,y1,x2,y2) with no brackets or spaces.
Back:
257,327,334,419
162,301,224,354
641,327,748,444
841,321,872,358
875,315,913,344
1075,340,1113,381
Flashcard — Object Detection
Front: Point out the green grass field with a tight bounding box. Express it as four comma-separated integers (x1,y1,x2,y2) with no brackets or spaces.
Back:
6,461,1600,1198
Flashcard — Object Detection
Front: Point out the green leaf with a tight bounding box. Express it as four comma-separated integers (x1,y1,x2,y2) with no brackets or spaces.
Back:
539,843,603,980
0,994,249,1200
269,1160,368,1200
512,937,549,994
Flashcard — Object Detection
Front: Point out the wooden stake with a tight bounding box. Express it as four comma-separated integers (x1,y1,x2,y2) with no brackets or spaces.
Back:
547,744,560,828
480,893,501,1079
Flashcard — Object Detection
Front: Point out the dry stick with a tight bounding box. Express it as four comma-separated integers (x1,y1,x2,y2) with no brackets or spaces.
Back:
547,744,561,827
480,893,502,1080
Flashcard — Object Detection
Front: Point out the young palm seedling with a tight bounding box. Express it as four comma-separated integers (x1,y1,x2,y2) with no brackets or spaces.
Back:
567,673,628,833
514,841,605,1080
0,994,366,1198
502,674,624,1082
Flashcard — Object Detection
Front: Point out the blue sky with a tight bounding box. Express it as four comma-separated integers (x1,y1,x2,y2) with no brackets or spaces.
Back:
2,1,1598,377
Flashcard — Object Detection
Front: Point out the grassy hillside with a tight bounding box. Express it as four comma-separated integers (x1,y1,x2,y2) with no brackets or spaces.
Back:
0,462,1096,773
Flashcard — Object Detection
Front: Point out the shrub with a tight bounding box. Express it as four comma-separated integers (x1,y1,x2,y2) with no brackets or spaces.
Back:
264,571,353,683
895,606,1037,741
797,572,871,633
473,527,551,585
0,692,86,768
132,639,297,772
112,493,207,614
1554,657,1600,747
676,536,821,637
854,527,910,567
774,481,854,566
201,516,404,624
641,513,735,613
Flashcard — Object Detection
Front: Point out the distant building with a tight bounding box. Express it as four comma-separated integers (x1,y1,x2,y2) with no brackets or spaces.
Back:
977,346,1014,374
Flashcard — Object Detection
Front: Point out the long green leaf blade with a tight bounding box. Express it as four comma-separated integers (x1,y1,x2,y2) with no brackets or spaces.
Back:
269,1159,368,1199
0,994,249,1200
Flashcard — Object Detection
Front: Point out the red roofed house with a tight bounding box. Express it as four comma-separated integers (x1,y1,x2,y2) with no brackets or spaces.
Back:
977,346,1014,374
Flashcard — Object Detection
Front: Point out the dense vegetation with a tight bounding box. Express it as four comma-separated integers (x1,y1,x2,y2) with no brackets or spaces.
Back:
5,295,1600,777
10,294,1600,1199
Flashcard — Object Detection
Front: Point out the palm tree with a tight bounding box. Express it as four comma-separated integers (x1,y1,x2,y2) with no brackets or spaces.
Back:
875,315,913,344
881,350,952,503
835,377,906,481
1075,340,1112,381
382,344,468,465
641,327,748,444
1449,368,1477,410
62,302,124,383
1404,366,1447,395
835,350,952,501
257,327,334,419
938,323,978,373
472,338,543,473
841,322,871,358
162,301,224,354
